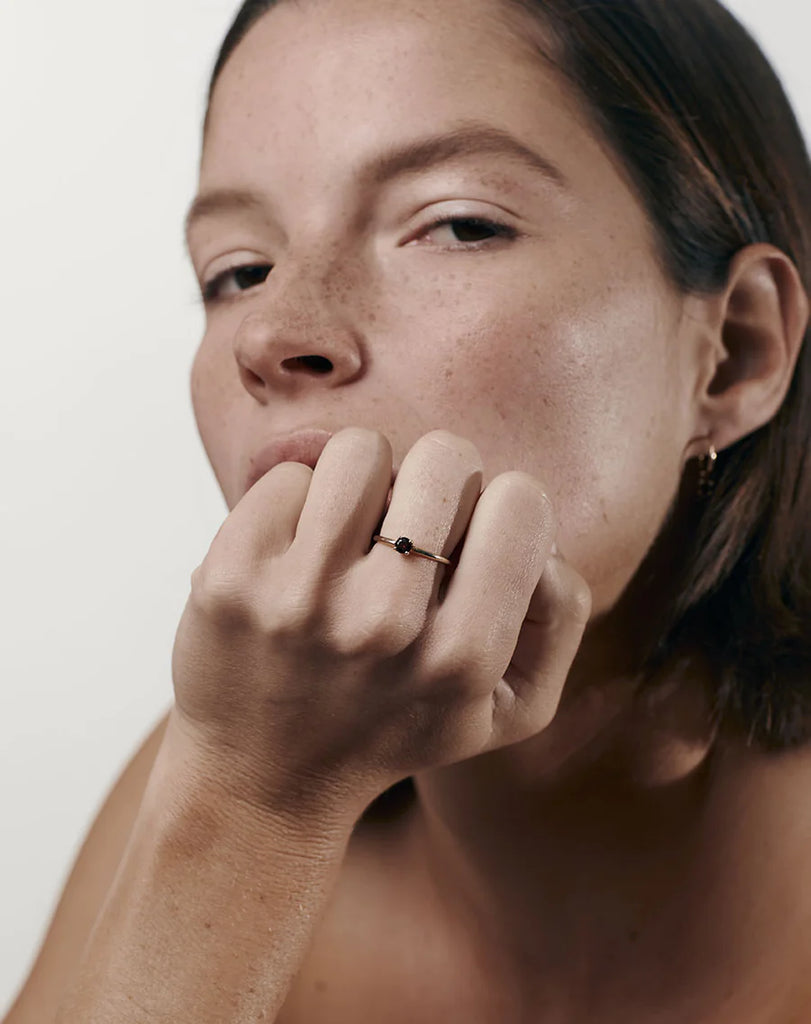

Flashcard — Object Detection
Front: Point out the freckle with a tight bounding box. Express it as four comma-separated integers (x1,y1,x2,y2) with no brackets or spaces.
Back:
204,921,212,929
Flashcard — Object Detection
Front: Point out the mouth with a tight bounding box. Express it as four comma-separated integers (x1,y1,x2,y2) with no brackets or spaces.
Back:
243,428,335,495
243,429,398,501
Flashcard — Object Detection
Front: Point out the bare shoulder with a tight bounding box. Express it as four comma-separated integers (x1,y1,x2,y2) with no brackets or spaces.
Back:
4,743,502,1024
4,709,171,1024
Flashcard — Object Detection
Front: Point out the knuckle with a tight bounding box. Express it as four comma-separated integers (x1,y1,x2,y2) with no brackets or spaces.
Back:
189,563,204,593
189,559,254,621
429,643,489,695
332,603,421,659
565,572,593,626
326,623,381,659
532,698,561,734
259,579,323,638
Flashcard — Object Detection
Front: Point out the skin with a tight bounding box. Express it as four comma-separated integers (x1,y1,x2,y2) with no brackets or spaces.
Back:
185,0,810,1017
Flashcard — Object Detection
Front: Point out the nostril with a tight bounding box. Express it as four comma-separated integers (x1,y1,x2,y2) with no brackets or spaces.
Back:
283,355,333,374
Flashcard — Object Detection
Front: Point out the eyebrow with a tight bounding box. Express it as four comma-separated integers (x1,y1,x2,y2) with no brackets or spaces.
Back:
184,122,568,244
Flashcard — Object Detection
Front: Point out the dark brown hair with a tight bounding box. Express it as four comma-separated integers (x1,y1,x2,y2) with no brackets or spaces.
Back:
204,0,811,750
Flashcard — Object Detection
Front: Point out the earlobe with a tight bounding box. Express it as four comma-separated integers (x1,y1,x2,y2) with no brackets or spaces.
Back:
697,243,808,451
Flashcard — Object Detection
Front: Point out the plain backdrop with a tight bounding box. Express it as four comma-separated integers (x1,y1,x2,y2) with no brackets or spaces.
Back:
1,0,809,1012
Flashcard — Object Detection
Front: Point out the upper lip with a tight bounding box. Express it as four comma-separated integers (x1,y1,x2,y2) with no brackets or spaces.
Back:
243,428,336,495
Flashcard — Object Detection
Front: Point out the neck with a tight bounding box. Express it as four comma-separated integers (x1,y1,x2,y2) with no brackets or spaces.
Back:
413,630,720,899
409,642,811,1018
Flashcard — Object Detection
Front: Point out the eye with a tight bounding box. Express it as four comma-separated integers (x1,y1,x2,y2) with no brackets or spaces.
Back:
414,216,518,249
201,263,272,304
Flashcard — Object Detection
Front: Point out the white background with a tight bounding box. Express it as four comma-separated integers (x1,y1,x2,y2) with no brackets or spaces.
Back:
1,0,809,1013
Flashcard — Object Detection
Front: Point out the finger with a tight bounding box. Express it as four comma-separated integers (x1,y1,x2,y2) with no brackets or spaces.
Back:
362,430,483,601
425,471,555,690
293,428,393,566
213,460,314,566
494,550,592,744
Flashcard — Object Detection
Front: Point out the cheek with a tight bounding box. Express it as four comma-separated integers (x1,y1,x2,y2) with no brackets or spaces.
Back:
190,335,243,504
404,268,686,611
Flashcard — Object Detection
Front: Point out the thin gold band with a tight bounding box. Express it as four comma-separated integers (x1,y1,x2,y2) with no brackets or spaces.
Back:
372,534,451,566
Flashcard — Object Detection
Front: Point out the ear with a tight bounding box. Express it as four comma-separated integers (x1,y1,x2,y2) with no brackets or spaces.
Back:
685,243,809,459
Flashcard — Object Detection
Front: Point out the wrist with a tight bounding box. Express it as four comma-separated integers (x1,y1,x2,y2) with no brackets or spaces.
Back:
150,708,364,847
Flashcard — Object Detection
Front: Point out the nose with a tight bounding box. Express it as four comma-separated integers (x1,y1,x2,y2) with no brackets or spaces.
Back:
232,266,366,401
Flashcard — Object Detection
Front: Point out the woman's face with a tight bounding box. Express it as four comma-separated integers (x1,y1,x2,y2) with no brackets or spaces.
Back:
187,0,700,616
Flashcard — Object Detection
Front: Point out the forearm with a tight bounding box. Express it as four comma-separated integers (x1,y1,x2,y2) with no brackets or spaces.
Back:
55,724,355,1024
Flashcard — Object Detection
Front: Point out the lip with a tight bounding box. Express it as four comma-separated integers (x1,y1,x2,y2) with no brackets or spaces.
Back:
243,428,336,495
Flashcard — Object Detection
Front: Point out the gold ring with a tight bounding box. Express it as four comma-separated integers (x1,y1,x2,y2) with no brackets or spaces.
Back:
372,534,451,566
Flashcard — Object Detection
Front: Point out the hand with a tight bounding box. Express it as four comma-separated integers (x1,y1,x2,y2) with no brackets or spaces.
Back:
169,428,591,822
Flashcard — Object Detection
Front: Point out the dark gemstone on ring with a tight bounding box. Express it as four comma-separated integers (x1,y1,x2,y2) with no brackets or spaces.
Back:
394,537,414,555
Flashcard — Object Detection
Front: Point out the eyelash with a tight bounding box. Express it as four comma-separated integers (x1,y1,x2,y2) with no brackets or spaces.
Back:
201,264,271,304
199,216,518,305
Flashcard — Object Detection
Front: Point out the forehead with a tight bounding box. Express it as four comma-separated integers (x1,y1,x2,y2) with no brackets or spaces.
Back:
198,0,651,255
204,0,597,177
208,0,546,115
